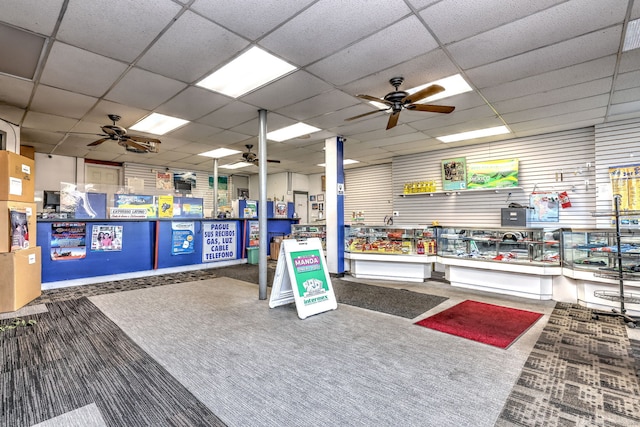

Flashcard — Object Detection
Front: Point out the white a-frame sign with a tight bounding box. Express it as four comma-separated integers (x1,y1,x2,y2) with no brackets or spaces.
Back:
269,238,337,319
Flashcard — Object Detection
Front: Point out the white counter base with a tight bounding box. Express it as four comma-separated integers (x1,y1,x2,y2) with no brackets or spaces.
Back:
345,253,436,283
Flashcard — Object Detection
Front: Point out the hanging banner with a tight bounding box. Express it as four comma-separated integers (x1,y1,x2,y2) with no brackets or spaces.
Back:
202,221,237,262
529,192,559,222
441,157,467,191
90,225,123,251
158,195,174,218
51,222,86,260
466,159,519,189
171,221,195,255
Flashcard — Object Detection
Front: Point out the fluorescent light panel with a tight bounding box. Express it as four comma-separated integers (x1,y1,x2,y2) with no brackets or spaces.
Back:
437,126,510,143
196,46,297,98
267,122,321,142
198,148,241,158
220,161,253,169
623,18,640,52
130,113,189,135
317,159,360,167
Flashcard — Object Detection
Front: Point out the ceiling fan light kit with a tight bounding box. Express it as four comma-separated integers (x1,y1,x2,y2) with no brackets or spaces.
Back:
345,77,455,130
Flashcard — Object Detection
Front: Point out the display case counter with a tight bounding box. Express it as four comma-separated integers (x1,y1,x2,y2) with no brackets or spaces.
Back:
344,225,437,282
438,227,562,299
291,224,326,250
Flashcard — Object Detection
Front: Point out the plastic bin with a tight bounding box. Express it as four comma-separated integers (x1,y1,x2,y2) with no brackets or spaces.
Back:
247,246,259,264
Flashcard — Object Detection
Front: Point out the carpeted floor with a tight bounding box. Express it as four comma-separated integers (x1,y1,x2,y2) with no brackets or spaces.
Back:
2,263,640,426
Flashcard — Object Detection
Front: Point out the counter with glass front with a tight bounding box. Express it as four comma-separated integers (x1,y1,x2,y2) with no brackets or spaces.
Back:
437,227,562,299
344,225,437,282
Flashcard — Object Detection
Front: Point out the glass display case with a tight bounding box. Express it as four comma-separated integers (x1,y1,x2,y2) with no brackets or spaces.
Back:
291,224,326,250
563,229,640,279
437,227,561,266
345,225,437,256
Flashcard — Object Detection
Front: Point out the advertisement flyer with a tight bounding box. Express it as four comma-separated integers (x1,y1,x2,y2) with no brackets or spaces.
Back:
609,163,640,211
466,159,519,189
158,195,174,218
202,221,237,262
10,209,30,251
529,193,559,222
90,225,123,251
50,222,86,260
171,221,195,255
288,249,331,307
156,172,173,190
441,157,467,191
114,195,157,218
243,200,257,218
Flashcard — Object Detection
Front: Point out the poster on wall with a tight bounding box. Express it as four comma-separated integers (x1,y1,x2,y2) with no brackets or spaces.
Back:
243,200,257,218
529,193,559,222
249,220,259,247
158,195,174,218
466,159,519,189
50,222,86,260
274,201,288,218
202,221,237,262
441,157,467,191
10,209,30,251
609,163,640,211
114,195,157,218
171,221,195,255
156,172,173,190
90,225,123,251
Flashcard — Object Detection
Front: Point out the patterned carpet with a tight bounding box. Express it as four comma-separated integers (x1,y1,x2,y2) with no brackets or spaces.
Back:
2,266,640,426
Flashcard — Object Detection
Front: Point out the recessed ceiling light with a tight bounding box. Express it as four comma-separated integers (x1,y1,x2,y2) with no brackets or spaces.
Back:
198,148,242,158
130,113,189,135
408,74,473,102
437,125,510,143
220,161,253,169
623,18,640,52
317,159,360,167
267,122,321,142
196,46,297,98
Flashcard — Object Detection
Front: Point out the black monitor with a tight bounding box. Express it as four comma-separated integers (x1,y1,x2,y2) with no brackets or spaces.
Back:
43,190,60,210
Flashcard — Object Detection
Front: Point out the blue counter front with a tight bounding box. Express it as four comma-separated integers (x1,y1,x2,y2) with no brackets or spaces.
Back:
37,217,298,283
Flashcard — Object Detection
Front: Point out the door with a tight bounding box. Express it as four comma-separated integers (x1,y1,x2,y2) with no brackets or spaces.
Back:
293,191,308,223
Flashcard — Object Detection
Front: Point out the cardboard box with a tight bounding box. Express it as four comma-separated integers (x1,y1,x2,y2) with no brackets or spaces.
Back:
20,145,35,160
0,151,35,202
0,201,37,252
0,246,42,313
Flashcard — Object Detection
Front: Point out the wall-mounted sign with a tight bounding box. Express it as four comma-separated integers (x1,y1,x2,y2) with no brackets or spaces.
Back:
467,158,519,189
441,157,467,191
202,221,237,262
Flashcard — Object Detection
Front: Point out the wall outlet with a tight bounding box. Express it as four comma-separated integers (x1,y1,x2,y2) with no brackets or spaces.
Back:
393,211,400,216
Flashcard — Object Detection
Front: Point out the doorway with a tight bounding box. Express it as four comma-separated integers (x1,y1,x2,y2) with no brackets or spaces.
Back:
293,191,308,223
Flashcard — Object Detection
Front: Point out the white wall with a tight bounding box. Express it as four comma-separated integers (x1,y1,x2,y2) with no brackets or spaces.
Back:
35,153,78,191
0,119,19,152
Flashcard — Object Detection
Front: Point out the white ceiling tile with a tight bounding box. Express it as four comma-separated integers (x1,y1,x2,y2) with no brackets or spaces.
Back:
306,105,382,130
618,49,640,73
408,104,497,132
57,0,181,62
207,130,253,145
196,101,259,129
421,0,566,44
447,0,627,69
167,122,222,142
31,85,97,119
230,113,295,136
83,101,151,128
609,100,640,116
0,104,26,125
156,86,232,121
502,95,610,124
39,42,128,97
277,90,359,121
20,128,66,145
465,27,622,89
611,87,640,104
83,151,124,163
105,68,187,111
1,0,65,35
260,0,412,65
0,74,34,108
192,0,315,40
22,111,79,132
614,70,640,91
308,16,438,85
137,10,250,83
241,71,332,110
509,109,606,134
150,150,193,161
481,56,617,102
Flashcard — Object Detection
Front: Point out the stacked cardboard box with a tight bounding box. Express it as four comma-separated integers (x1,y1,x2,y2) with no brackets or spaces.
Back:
0,151,41,313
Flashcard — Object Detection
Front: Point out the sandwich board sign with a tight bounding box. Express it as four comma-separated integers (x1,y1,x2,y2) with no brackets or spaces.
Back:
269,238,337,319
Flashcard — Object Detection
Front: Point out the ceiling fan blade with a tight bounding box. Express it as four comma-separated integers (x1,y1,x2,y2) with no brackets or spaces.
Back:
402,84,445,104
386,111,400,130
127,135,161,144
405,103,455,114
87,138,109,146
266,159,281,163
123,140,148,151
344,109,389,121
357,94,391,105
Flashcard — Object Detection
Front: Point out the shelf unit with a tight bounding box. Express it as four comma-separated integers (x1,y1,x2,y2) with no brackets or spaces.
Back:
398,187,523,197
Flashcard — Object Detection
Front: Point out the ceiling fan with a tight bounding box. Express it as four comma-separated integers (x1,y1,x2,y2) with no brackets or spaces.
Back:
241,144,281,166
345,77,455,130
66,114,162,153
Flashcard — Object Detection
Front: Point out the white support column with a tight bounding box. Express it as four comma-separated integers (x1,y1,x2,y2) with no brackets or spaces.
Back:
325,136,345,274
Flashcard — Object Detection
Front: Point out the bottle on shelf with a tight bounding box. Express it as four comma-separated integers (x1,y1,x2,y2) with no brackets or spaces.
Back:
417,239,425,255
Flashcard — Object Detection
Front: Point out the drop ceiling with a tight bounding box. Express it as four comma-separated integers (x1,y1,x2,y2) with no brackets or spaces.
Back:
1,0,639,175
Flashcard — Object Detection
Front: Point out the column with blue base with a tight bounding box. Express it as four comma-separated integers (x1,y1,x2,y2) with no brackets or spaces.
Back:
325,136,345,274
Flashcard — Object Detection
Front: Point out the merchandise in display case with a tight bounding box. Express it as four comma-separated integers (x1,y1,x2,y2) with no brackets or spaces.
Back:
437,227,561,266
563,229,640,278
345,225,437,256
291,224,326,250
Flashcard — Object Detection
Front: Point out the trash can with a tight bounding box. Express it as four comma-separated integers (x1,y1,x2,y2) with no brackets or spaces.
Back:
247,246,259,264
